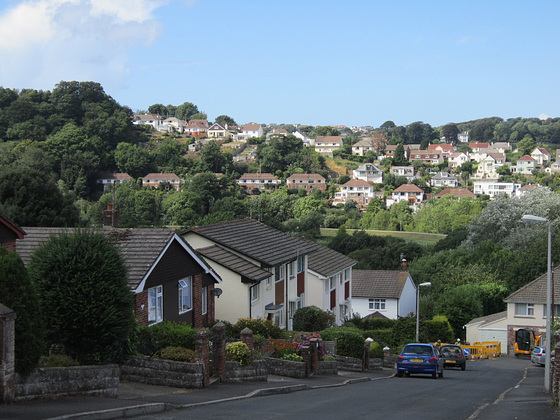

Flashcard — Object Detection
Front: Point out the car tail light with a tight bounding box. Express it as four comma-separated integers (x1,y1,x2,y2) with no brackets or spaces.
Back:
535,353,542,356
429,356,437,361
398,355,404,360
458,355,463,359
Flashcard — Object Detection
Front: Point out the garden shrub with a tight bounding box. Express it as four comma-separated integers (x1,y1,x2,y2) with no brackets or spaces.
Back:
281,353,304,362
37,354,80,367
206,319,235,339
292,306,335,332
320,327,365,359
361,317,395,330
0,248,44,375
233,318,283,339
265,340,298,359
137,322,197,353
369,341,384,359
159,346,196,363
363,328,395,348
226,341,251,366
423,315,454,343
29,231,135,365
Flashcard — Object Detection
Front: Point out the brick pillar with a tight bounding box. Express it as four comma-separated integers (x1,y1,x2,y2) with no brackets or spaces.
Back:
309,338,319,374
195,328,210,387
0,304,16,403
383,346,390,358
300,345,311,377
364,339,372,370
240,328,254,361
212,322,226,382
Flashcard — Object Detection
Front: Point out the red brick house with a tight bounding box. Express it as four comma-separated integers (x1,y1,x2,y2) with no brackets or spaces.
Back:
16,228,221,328
0,213,25,251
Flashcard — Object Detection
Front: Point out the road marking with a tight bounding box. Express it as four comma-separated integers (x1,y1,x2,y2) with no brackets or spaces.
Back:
467,368,528,419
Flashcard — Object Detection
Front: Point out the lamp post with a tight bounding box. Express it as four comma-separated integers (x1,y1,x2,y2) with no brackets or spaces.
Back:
522,214,552,392
416,282,432,342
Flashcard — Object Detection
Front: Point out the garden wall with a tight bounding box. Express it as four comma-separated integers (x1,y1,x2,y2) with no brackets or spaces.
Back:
266,358,307,378
224,360,267,383
120,356,205,389
335,355,363,372
14,365,119,402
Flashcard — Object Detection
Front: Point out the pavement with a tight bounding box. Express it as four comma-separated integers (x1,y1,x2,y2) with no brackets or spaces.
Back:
0,367,395,420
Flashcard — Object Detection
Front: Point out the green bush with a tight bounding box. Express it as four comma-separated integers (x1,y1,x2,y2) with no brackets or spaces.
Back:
0,248,44,375
159,346,196,363
137,322,197,354
37,354,79,368
29,231,135,364
369,341,384,359
233,318,283,339
226,341,251,366
281,353,304,362
363,328,395,348
206,319,235,339
320,327,365,359
361,317,395,330
292,306,335,332
423,315,454,343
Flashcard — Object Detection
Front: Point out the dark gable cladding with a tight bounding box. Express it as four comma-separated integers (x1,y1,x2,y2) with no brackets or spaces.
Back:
186,218,316,267
300,237,357,277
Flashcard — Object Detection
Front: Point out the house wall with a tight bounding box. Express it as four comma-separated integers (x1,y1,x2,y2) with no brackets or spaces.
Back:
210,264,251,323
505,301,547,354
399,277,417,317
352,297,399,319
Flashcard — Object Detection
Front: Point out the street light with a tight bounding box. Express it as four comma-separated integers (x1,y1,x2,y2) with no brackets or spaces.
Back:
522,214,552,393
416,282,432,342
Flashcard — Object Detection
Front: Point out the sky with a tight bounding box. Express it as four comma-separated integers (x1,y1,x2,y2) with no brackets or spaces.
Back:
0,0,559,128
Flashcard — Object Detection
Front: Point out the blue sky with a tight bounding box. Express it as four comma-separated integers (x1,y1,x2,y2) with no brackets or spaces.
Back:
0,0,558,128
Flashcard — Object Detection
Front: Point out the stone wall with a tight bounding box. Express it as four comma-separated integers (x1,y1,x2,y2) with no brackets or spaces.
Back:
369,358,383,370
383,354,398,368
317,360,338,375
120,356,205,389
224,360,267,383
14,365,119,402
0,304,16,403
266,358,308,378
335,355,363,372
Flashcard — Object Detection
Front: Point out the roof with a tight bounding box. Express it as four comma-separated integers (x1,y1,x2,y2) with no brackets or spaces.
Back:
98,172,133,181
355,163,382,172
505,266,560,304
197,244,272,283
465,311,507,327
143,173,181,181
315,136,342,144
363,311,389,319
300,238,357,278
518,155,536,162
239,173,277,180
342,179,373,187
242,123,261,131
353,139,373,147
0,212,26,240
393,183,424,193
287,174,326,181
352,269,411,299
184,218,316,267
435,188,476,198
16,227,220,291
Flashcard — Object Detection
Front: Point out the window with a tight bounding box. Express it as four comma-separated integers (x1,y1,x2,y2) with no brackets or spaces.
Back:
178,277,192,314
543,304,560,318
148,286,163,323
515,303,534,317
290,261,296,278
329,276,336,291
289,301,296,319
250,284,259,302
339,304,348,320
202,286,208,315
369,298,386,310
275,265,284,283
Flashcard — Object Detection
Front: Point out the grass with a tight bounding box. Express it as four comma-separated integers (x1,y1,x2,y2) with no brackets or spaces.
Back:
320,228,446,246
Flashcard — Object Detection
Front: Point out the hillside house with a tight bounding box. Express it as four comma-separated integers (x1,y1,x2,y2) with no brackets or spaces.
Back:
286,174,327,193
315,136,343,157
142,173,182,190
333,179,375,208
238,173,280,191
353,163,383,184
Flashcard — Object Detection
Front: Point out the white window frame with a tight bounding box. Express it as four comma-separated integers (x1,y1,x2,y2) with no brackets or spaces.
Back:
369,298,386,310
543,304,560,318
276,265,284,283
202,286,208,315
515,303,534,317
148,285,163,323
297,255,304,273
178,276,193,314
251,284,259,302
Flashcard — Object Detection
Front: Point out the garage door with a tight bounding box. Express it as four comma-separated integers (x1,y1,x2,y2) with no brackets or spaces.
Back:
480,329,507,354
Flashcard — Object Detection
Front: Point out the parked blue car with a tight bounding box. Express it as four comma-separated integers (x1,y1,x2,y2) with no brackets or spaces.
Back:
397,343,444,379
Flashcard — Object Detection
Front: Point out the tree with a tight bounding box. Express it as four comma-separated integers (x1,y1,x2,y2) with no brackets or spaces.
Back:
0,248,44,374
442,123,459,144
29,231,136,364
175,102,199,121
517,136,536,156
380,120,396,130
114,142,153,178
215,115,237,126
392,143,409,166
315,126,340,137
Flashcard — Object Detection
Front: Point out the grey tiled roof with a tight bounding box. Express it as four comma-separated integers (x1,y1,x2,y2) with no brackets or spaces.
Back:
185,218,316,267
465,311,507,327
504,266,560,304
16,227,218,290
352,269,410,299
301,238,357,277
197,244,272,283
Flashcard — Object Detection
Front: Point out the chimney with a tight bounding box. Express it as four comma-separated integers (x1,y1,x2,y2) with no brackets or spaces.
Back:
400,253,408,272
102,204,120,228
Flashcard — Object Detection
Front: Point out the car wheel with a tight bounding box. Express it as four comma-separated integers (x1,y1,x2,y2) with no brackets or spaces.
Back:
461,364,466,371
397,371,403,377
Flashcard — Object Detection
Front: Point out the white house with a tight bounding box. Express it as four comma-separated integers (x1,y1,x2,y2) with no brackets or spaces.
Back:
333,179,376,208
430,172,460,188
473,181,521,197
314,136,343,157
353,163,383,184
390,166,417,182
465,311,507,353
352,138,374,156
531,147,551,166
238,173,280,191
351,269,417,320
512,155,537,175
448,152,469,170
236,123,263,141
133,114,161,129
386,183,425,209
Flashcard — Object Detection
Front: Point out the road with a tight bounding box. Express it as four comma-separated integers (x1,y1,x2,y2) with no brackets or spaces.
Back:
133,357,558,420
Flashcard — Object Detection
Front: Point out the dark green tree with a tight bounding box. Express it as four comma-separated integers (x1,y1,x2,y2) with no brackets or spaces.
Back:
175,102,199,121
29,231,136,364
0,248,44,374
442,123,459,144
215,115,237,126
392,143,409,165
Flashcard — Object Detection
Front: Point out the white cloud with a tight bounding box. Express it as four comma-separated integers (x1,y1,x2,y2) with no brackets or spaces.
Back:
0,0,166,90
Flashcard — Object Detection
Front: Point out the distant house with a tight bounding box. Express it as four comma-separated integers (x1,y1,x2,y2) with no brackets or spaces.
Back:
351,269,417,320
182,218,316,329
333,179,376,208
492,142,512,154
469,142,490,152
428,143,454,157
352,138,374,156
314,136,343,157
430,172,460,188
236,123,263,141
97,172,133,190
208,123,232,139
238,173,280,191
303,238,357,326
386,183,425,209
16,228,221,327
185,119,209,137
385,145,410,160
473,181,521,197
353,163,383,184
531,147,551,166
142,173,182,190
409,150,444,165
435,188,476,199
448,152,469,170
465,311,507,354
286,174,327,193
390,166,417,182
512,155,537,175
161,117,186,133
515,184,544,197
0,212,25,251
133,114,161,129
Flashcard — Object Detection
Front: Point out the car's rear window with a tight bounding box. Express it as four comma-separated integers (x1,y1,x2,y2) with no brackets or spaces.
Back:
442,347,461,356
403,345,433,355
